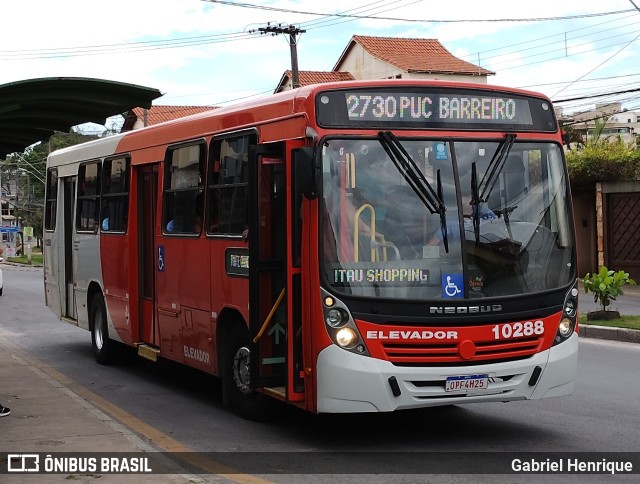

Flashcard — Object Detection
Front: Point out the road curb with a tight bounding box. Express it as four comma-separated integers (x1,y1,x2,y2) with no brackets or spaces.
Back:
580,324,640,344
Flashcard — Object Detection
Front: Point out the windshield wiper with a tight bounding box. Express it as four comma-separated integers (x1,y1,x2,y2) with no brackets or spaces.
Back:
378,131,449,252
470,161,481,243
477,133,516,203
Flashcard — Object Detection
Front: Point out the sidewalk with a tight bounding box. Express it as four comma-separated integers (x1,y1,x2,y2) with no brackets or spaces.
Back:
0,335,205,483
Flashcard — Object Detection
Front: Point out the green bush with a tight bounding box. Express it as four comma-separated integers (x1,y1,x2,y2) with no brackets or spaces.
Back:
583,266,636,311
566,139,640,188
567,139,640,189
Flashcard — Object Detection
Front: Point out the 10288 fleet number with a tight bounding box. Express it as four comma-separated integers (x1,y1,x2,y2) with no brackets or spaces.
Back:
491,320,544,340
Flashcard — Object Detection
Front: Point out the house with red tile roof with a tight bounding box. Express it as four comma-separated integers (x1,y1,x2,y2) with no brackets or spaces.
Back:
277,35,494,91
126,36,494,127
334,35,494,82
121,105,217,131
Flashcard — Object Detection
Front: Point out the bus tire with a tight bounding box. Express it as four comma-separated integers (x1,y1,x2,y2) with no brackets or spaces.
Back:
90,293,113,365
223,326,271,421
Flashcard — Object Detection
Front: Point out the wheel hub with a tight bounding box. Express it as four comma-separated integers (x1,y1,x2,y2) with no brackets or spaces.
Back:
233,346,251,394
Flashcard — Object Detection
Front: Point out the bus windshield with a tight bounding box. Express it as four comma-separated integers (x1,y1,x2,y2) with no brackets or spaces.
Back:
321,137,575,300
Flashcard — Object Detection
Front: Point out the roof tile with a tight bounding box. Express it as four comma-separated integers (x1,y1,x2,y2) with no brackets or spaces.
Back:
349,36,494,76
128,105,216,126
295,71,355,85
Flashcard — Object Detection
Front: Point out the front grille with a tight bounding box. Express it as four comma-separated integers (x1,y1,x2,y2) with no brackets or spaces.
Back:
382,336,543,366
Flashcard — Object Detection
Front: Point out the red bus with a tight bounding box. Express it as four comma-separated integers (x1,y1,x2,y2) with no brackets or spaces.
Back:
44,80,578,419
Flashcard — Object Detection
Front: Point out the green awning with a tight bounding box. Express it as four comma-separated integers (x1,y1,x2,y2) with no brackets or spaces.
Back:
0,77,163,158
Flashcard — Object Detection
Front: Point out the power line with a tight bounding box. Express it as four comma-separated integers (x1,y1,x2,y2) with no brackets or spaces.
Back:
464,10,638,64
554,86,640,103
552,30,640,99
299,0,422,31
0,31,258,60
201,1,635,24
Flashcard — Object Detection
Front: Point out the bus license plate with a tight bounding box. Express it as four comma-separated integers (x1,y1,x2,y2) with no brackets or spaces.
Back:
445,374,489,392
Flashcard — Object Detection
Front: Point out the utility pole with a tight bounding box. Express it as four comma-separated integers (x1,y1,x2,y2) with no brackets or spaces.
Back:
258,23,306,89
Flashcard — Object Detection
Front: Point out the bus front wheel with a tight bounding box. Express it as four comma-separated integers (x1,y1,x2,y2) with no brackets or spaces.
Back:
90,293,113,365
223,327,271,421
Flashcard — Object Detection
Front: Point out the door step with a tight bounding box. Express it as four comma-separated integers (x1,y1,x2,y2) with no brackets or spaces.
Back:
136,343,160,362
263,386,286,400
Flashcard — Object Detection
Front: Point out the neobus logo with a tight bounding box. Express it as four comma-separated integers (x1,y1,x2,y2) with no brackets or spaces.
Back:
429,304,503,315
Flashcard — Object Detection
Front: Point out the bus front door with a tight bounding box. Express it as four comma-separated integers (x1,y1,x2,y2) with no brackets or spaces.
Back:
248,141,306,404
63,176,77,320
248,143,302,401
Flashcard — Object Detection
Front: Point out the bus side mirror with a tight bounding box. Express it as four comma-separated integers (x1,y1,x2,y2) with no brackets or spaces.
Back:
296,147,320,200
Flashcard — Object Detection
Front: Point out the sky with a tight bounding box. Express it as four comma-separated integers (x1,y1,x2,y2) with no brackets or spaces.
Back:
2,0,640,130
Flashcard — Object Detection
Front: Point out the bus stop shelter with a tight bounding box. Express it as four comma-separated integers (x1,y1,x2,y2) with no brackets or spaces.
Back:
0,77,163,252
0,77,163,159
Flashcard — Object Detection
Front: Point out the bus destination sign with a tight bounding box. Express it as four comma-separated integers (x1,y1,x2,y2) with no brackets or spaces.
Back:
316,88,556,132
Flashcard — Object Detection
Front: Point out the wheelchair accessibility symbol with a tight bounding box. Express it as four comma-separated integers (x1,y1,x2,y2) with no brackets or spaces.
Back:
158,245,165,272
442,273,463,298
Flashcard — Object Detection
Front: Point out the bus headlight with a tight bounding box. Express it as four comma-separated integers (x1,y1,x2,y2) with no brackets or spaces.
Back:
336,328,358,348
558,317,573,337
321,289,370,356
326,308,346,328
555,281,578,345
564,299,576,317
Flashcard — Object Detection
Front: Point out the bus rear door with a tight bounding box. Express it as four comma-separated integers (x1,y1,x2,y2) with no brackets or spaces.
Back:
136,164,159,359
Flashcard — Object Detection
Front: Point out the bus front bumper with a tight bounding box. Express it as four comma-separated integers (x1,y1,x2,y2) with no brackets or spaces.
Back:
316,332,578,413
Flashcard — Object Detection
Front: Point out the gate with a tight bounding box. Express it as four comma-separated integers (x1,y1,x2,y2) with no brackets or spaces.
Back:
606,192,640,280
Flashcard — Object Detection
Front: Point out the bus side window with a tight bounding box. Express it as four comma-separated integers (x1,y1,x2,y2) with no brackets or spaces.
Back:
207,132,256,236
44,168,58,231
101,156,130,233
76,161,101,233
163,143,205,235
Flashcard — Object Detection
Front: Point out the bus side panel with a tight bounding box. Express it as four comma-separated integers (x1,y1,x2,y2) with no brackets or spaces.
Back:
43,236,62,318
101,233,133,345
210,237,250,373
43,185,63,319
155,236,185,364
155,236,212,369
74,233,102,332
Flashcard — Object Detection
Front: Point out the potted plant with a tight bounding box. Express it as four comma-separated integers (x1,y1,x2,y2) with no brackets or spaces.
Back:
583,266,636,320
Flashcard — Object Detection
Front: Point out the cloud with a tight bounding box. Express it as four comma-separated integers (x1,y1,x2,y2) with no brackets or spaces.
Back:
1,0,638,111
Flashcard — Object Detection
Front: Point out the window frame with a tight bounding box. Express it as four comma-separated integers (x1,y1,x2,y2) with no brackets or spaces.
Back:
76,160,102,233
44,168,58,231
162,140,206,236
100,155,131,234
206,130,257,237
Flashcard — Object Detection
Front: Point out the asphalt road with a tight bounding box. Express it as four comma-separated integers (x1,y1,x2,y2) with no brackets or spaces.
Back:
1,265,639,483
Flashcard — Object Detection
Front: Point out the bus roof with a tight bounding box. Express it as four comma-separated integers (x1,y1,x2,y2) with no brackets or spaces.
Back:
47,79,554,171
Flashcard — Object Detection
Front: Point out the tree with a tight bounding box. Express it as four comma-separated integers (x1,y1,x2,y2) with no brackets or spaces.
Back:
1,131,98,243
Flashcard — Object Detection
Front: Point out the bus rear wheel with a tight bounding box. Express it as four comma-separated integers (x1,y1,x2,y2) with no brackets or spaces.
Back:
90,293,113,365
223,327,271,421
